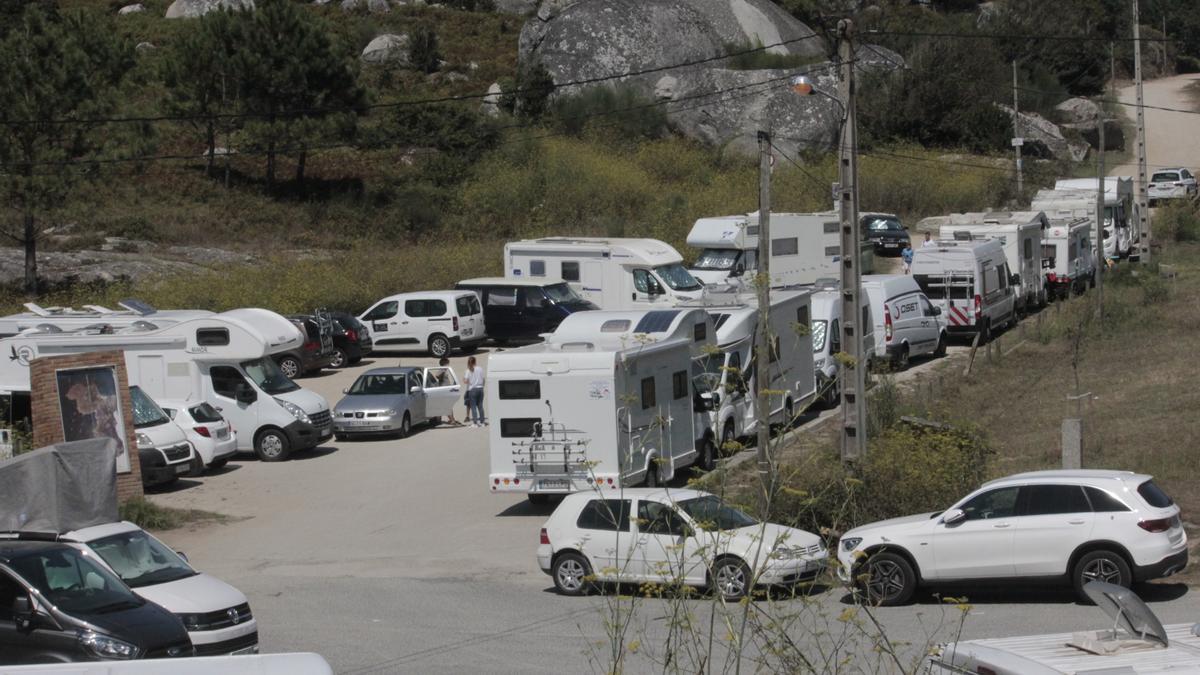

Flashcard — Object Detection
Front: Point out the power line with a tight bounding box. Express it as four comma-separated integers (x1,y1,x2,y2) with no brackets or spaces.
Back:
867,29,1172,44
1015,85,1200,116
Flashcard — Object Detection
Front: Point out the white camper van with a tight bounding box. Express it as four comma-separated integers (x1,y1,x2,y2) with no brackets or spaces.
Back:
487,309,715,502
1042,217,1095,299
860,275,947,369
809,289,875,408
504,237,705,310
910,238,1017,344
686,212,874,288
682,291,816,450
933,211,1049,312
0,310,332,462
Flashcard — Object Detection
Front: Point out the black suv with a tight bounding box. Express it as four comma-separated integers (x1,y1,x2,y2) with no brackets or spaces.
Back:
0,540,193,662
327,311,374,368
862,213,910,255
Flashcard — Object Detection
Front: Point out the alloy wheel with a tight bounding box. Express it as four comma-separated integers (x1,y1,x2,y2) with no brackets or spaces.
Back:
1083,558,1123,584
556,558,586,593
715,562,748,599
867,559,906,603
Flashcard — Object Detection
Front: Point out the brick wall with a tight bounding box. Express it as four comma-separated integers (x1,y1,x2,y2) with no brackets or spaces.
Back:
30,351,143,502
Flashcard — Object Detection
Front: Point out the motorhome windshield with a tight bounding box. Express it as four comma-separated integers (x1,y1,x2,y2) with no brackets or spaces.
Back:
88,530,196,589
655,263,703,291
241,357,300,395
129,386,170,428
544,282,588,305
678,495,757,530
9,547,144,615
811,319,828,353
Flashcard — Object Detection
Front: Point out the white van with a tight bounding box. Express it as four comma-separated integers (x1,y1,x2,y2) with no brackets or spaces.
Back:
861,275,946,370
1042,217,1095,300
932,211,1048,313
809,289,874,407
504,237,705,310
128,386,195,487
910,238,1017,344
358,291,485,357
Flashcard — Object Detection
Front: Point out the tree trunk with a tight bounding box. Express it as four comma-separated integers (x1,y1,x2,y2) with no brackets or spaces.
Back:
23,211,37,295
295,147,307,199
205,120,216,178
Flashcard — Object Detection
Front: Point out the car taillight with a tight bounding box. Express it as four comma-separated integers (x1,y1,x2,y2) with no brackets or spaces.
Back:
1138,518,1172,533
194,426,211,438
1047,272,1057,282
884,305,893,342
303,340,318,352
345,328,358,343
453,316,459,331
539,528,550,545
973,294,981,323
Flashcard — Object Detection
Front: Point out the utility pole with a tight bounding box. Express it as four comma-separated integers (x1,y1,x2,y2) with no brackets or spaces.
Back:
755,130,773,509
1012,60,1023,197
836,18,866,462
1095,103,1106,319
1133,0,1152,262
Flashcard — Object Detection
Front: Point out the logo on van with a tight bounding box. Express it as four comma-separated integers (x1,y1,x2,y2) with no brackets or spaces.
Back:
228,608,241,625
9,345,34,367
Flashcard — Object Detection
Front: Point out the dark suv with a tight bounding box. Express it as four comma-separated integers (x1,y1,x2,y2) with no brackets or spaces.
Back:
0,540,193,662
277,310,337,378
327,311,374,369
862,213,910,255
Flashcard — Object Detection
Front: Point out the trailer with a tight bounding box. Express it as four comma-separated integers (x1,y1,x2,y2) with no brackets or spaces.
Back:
931,211,1049,312
1041,217,1095,299
487,308,716,502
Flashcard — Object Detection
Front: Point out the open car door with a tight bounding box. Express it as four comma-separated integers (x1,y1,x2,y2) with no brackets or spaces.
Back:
422,367,461,419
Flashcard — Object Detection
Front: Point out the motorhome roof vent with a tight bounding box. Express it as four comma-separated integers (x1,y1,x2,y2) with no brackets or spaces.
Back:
600,320,631,333
121,321,159,333
30,324,63,334
81,323,115,335
558,341,594,352
813,277,840,291
634,310,679,334
1065,581,1169,655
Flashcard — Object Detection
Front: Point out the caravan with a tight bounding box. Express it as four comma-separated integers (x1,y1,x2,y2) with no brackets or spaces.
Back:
909,237,1017,344
0,310,332,462
487,309,715,502
1042,218,1095,299
932,211,1049,313
504,237,705,310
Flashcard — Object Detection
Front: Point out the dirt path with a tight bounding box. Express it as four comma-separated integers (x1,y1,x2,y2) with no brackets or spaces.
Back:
1111,73,1200,177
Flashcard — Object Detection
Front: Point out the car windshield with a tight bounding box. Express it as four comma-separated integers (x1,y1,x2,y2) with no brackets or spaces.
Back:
1151,172,1179,182
692,248,740,271
9,547,144,615
348,373,409,396
88,530,196,589
678,495,757,530
129,386,169,428
865,217,903,232
240,357,299,395
544,282,586,304
810,319,828,353
654,263,703,291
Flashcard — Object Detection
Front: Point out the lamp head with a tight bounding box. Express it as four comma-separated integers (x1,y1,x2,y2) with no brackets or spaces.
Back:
790,75,814,96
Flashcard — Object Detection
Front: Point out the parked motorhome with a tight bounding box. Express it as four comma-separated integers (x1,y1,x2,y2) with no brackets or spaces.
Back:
0,300,213,339
809,289,875,408
454,277,598,344
860,275,947,368
0,310,333,462
504,237,705,310
909,238,1017,343
932,210,1049,312
358,290,485,357
686,212,875,288
487,308,715,502
1033,178,1134,261
1041,217,1096,299
682,290,816,450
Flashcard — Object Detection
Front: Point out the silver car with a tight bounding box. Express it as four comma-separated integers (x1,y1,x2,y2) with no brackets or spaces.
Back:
333,366,460,439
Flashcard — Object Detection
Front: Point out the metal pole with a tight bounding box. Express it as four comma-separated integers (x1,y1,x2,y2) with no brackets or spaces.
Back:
837,18,866,462
1013,60,1023,197
1095,102,1105,318
1133,0,1152,262
755,130,773,508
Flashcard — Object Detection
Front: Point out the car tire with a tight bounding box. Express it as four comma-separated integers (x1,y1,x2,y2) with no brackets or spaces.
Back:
397,413,411,439
978,320,991,345
934,332,947,357
1072,550,1131,603
330,348,348,369
721,421,736,456
893,345,910,371
859,551,916,606
428,334,451,358
821,375,840,408
277,355,302,380
552,552,592,596
255,428,290,462
711,557,752,601
783,398,795,429
697,436,717,472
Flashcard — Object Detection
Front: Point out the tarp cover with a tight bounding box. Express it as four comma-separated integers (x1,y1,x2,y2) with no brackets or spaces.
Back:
0,439,119,534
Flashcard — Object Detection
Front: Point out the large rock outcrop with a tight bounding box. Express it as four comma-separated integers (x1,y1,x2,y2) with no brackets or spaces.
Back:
165,0,254,18
361,34,410,65
996,103,1090,162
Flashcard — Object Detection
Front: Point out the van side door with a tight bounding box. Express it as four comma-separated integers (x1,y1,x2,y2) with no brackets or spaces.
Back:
518,287,552,336
631,269,664,306
483,287,519,340
360,301,400,345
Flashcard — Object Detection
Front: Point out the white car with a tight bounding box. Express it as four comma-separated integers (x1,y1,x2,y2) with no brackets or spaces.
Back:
159,399,238,474
538,489,827,600
837,470,1188,605
1148,168,1197,204
61,521,259,656
357,290,485,358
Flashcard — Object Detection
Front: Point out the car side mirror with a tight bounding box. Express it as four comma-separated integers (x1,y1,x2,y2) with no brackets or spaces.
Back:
342,388,349,395
942,508,966,525
176,551,188,563
410,386,422,394
234,383,257,404
13,596,33,631
930,306,941,316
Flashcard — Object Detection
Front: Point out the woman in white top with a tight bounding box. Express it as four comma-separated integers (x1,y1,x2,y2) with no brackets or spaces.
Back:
464,356,486,426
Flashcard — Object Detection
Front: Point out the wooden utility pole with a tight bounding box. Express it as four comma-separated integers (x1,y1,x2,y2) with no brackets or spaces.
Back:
755,130,773,508
836,18,866,462
1095,103,1106,319
1012,60,1023,197
1133,0,1152,262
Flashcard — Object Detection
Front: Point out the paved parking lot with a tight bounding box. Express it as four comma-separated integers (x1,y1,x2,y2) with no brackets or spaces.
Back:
151,348,1198,673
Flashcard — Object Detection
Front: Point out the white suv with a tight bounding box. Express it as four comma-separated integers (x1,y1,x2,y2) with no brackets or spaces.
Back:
837,470,1187,605
1148,168,1198,205
538,489,827,600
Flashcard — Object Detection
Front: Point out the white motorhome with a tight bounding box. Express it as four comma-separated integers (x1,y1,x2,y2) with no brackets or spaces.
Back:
1033,179,1133,262
686,212,874,288
504,237,705,310
0,300,214,339
1041,217,1095,299
809,288,875,408
487,308,715,502
0,310,332,462
682,291,816,450
931,211,1049,312
910,238,1017,344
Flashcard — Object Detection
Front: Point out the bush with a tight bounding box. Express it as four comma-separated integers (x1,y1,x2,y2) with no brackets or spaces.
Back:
408,25,442,75
1153,199,1200,243
550,85,669,141
500,61,554,121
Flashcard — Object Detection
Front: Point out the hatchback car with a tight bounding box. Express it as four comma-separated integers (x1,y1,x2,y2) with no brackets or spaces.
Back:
1148,168,1197,205
328,311,373,368
862,213,910,255
538,489,827,600
333,366,461,439
837,470,1187,605
279,314,337,378
159,399,238,474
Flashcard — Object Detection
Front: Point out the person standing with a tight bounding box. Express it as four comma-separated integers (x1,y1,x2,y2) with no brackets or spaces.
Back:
901,244,914,274
921,231,935,248
435,357,461,426
464,356,486,427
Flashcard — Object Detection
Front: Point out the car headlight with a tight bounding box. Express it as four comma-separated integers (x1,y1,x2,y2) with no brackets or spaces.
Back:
275,398,311,424
840,537,863,552
770,545,798,560
382,409,397,417
78,630,139,659
135,432,153,449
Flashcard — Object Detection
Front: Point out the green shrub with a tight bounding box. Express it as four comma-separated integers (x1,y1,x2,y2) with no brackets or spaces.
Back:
550,85,668,141
1153,200,1200,243
723,39,820,71
408,25,442,75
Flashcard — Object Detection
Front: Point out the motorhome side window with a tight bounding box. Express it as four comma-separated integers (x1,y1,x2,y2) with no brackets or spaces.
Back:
363,301,398,321
1042,244,1057,264
210,366,248,398
796,306,810,329
1023,238,1033,260
196,328,229,346
576,499,631,532
405,300,446,318
499,380,541,400
500,418,540,438
561,261,580,282
693,322,706,342
672,371,688,400
530,260,546,277
773,237,799,256
640,377,656,409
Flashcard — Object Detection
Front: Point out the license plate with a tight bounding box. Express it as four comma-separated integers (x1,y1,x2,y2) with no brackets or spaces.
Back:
216,428,229,439
462,328,473,337
538,479,569,490
175,464,190,474
884,243,898,248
